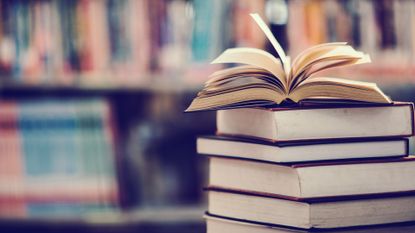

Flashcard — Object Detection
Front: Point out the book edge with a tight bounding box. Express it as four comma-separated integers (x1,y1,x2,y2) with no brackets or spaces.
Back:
204,154,413,168
205,186,415,203
257,101,413,111
199,135,409,148
205,213,415,232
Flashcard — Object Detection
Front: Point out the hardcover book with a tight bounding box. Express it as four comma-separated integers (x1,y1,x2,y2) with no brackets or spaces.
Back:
208,156,415,199
206,214,415,233
197,135,408,163
216,102,414,142
207,189,415,229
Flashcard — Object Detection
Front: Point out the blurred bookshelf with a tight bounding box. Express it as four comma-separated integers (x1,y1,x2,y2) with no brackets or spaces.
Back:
0,0,414,232
0,0,414,87
0,206,205,233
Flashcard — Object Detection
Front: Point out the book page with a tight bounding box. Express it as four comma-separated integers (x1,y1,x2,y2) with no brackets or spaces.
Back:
292,45,365,76
290,56,371,91
207,65,272,84
250,13,290,75
211,48,286,87
206,65,285,90
185,88,286,112
290,45,370,89
289,77,391,103
289,43,347,84
200,77,279,96
302,55,370,79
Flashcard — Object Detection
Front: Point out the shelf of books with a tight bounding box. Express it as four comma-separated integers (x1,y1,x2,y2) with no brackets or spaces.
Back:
0,100,118,217
287,0,415,84
0,96,212,228
0,0,413,90
0,0,227,91
0,206,205,233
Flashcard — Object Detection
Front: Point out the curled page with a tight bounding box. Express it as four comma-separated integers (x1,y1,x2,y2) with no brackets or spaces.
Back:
250,13,290,76
211,48,286,84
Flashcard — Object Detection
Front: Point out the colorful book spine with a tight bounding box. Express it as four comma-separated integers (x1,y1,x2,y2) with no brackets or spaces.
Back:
0,0,412,85
0,101,26,217
0,99,119,217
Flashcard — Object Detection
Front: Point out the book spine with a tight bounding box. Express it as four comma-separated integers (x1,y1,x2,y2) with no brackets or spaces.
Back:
0,101,26,217
0,99,119,217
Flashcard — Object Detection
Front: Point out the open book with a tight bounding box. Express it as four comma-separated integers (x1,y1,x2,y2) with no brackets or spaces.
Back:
186,14,391,112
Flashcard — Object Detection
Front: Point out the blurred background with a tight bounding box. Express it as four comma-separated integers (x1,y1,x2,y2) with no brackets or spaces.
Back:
0,0,414,232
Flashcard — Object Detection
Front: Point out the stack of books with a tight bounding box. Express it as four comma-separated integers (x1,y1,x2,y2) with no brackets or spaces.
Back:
198,103,415,232
187,13,415,233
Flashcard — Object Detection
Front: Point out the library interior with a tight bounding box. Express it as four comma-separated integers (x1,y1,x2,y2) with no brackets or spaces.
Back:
0,0,414,232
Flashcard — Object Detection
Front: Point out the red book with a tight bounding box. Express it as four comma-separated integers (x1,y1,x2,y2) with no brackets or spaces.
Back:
217,102,414,142
0,101,26,217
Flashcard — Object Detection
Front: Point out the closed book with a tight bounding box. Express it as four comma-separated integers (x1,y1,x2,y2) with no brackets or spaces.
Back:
207,189,415,229
198,136,408,163
216,102,414,142
209,156,415,199
206,214,415,233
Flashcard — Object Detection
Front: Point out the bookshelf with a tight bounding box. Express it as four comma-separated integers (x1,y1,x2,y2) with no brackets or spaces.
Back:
0,0,414,232
0,79,202,95
0,206,205,233
286,0,415,84
0,0,414,87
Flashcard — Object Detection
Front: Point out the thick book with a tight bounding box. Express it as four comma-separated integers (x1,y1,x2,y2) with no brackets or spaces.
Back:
207,189,415,229
216,102,414,142
197,135,408,163
186,13,391,112
206,214,415,232
208,156,415,199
